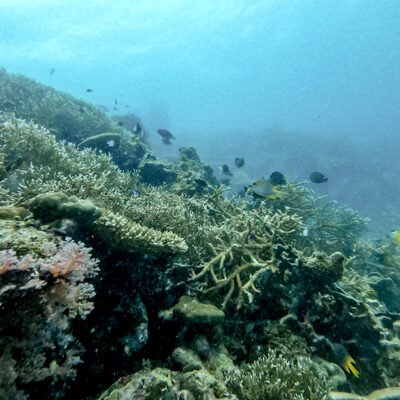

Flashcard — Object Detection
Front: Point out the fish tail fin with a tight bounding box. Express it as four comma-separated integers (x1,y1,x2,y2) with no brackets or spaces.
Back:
344,356,359,378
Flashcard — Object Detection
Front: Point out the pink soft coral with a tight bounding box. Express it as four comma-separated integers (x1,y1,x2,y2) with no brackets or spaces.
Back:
40,238,97,280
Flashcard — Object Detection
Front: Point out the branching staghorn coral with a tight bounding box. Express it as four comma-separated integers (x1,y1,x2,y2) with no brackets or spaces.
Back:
189,185,353,309
271,181,369,255
226,349,331,400
0,115,363,301
0,114,132,201
0,116,194,255
190,187,303,309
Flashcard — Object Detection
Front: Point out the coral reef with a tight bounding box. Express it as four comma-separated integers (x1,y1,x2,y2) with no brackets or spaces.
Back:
226,349,331,400
93,209,188,254
0,68,149,172
78,132,121,152
171,146,219,196
0,67,115,144
0,236,98,399
30,192,102,225
379,320,400,387
0,207,55,255
303,251,347,284
138,159,178,186
169,295,225,324
0,75,399,400
98,346,239,400
0,117,189,255
271,181,369,256
189,202,303,309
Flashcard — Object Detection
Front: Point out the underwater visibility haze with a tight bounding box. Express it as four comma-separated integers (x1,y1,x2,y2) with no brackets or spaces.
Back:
0,0,400,233
1,0,400,233
1,1,400,399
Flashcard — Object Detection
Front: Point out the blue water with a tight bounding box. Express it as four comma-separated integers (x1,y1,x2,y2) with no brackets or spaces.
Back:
1,0,400,236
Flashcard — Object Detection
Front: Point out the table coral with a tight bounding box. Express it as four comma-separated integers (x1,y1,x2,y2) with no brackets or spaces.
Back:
93,209,188,254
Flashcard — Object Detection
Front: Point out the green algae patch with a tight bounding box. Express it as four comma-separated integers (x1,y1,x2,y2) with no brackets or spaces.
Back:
173,295,225,325
0,206,30,220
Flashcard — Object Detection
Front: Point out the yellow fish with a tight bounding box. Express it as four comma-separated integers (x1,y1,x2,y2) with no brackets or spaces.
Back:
342,355,359,378
332,343,359,378
247,178,277,200
393,230,400,246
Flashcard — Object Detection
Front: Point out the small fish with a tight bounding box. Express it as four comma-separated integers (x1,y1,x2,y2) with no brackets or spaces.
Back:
393,230,400,246
157,129,175,140
247,178,276,200
310,171,328,183
113,107,118,111
79,105,85,113
86,88,93,93
133,123,142,135
115,121,124,126
234,157,245,168
132,190,140,197
114,99,118,105
219,164,233,176
158,129,176,145
270,171,286,185
125,105,129,108
250,234,256,240
194,179,207,187
50,68,55,76
331,343,359,378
